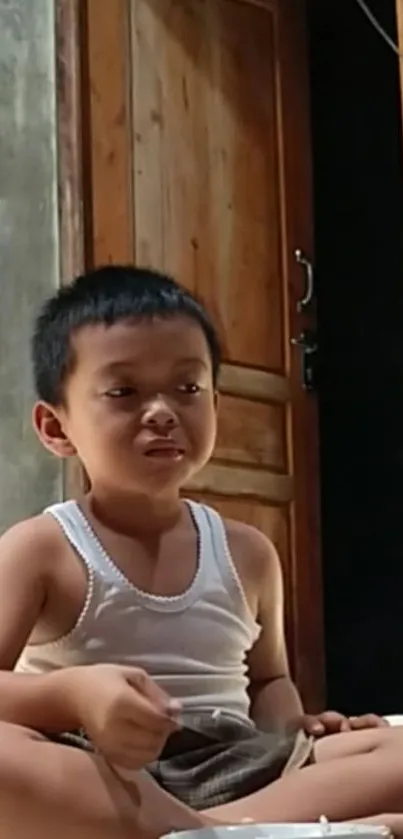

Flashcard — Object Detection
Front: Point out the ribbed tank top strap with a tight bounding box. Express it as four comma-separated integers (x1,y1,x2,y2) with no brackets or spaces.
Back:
185,500,216,563
44,500,113,578
193,501,257,629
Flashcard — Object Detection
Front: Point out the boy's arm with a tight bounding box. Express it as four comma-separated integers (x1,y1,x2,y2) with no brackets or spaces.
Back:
242,528,384,736
240,526,304,731
0,517,81,731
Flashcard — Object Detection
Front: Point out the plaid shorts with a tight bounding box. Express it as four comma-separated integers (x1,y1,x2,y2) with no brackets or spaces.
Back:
50,713,314,810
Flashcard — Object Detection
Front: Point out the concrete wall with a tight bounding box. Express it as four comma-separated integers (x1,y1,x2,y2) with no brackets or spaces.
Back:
0,1,62,531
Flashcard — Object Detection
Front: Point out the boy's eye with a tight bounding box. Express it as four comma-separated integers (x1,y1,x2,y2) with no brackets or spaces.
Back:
105,387,136,398
177,383,201,395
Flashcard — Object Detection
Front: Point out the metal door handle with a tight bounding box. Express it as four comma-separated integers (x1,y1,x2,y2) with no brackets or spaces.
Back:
291,329,317,353
290,329,318,391
295,248,314,312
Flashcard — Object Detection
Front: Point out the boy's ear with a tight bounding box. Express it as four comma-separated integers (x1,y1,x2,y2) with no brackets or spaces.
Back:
32,402,76,458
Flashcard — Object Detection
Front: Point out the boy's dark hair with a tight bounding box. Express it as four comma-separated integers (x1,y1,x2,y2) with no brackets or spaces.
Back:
32,265,221,405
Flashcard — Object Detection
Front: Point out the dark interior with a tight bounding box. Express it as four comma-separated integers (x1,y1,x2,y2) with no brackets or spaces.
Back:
308,0,403,713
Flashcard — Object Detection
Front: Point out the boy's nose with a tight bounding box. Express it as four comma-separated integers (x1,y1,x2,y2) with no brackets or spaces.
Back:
143,399,178,430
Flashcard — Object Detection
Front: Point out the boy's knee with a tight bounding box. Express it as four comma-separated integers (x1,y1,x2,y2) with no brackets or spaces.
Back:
370,726,403,759
0,720,45,755
0,722,42,797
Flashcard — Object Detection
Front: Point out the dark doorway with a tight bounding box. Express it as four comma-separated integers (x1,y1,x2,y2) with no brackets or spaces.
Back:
308,0,403,713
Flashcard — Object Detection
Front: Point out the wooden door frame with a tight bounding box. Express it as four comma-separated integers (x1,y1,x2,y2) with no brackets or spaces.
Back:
277,0,324,708
55,0,88,496
55,0,324,710
397,1,403,120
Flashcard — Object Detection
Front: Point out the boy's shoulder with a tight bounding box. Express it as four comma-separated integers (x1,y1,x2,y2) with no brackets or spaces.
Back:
220,514,281,585
0,512,66,570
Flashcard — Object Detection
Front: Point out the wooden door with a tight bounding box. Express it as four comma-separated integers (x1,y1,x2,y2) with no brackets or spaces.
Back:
58,0,323,709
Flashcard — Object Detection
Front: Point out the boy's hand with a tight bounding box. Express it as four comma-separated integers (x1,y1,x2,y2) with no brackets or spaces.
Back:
67,664,180,768
302,710,388,738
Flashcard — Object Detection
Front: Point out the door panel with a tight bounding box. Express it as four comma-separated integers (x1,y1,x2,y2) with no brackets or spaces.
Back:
130,0,284,371
74,0,324,708
216,395,286,471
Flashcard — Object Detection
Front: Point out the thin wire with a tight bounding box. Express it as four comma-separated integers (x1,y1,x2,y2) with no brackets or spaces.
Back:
355,0,403,58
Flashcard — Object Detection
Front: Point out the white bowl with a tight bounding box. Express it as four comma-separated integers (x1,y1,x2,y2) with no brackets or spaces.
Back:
384,714,403,727
163,824,389,839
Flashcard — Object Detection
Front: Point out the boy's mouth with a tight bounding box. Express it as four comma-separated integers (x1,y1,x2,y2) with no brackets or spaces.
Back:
146,448,184,459
144,440,185,458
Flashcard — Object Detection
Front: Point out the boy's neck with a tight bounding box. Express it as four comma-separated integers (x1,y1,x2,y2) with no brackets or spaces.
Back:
85,487,183,536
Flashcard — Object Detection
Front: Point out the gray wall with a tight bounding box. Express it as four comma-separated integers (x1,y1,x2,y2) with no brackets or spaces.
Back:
0,0,62,531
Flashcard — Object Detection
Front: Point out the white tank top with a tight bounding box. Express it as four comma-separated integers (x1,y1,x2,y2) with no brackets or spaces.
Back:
17,500,260,722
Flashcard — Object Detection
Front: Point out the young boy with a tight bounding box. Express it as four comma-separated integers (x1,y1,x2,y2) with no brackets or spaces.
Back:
0,265,403,839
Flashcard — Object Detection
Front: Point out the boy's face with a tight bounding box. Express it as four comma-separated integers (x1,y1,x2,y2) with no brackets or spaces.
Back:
35,316,218,497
